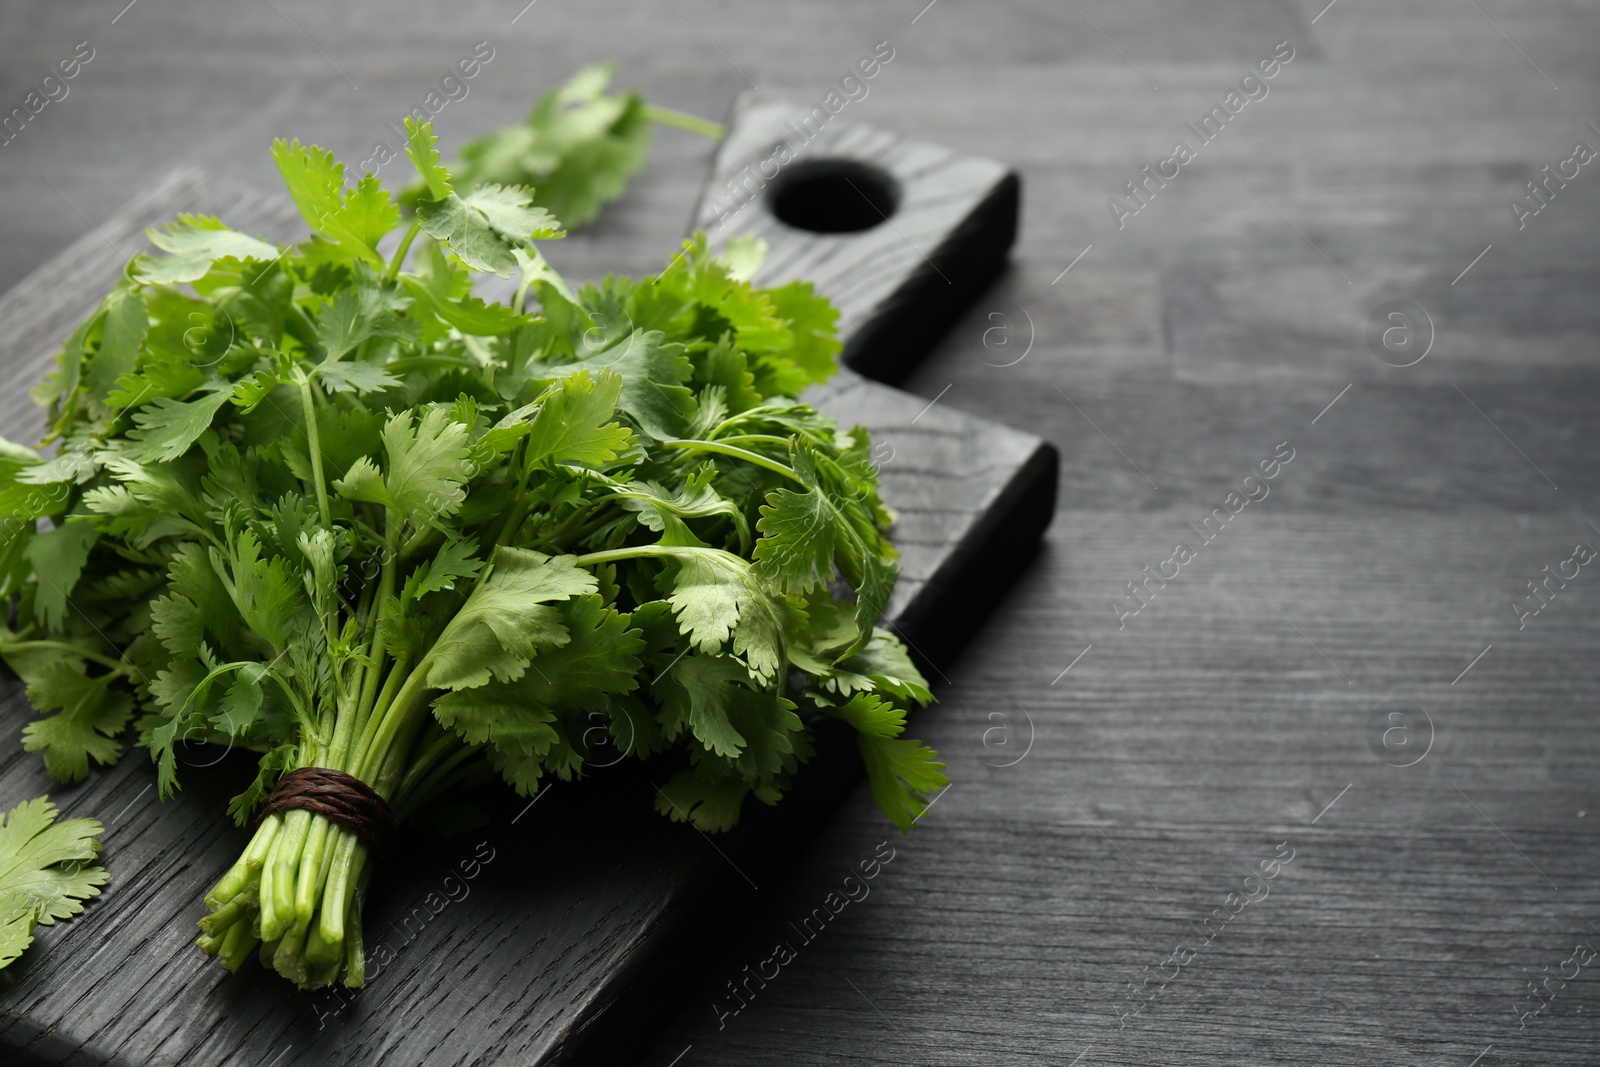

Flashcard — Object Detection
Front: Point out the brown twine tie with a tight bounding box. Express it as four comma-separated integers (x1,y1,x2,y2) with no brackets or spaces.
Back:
257,768,395,854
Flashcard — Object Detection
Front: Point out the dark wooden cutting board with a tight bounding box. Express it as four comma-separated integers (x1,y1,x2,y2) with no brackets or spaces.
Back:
0,99,1056,1066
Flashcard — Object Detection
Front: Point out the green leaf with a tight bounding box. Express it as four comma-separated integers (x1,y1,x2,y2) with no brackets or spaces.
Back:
763,281,842,393
718,235,767,282
272,139,399,265
535,330,694,441
518,594,644,706
316,361,399,396
433,685,560,757
657,653,751,757
335,407,474,528
425,547,596,690
210,531,305,654
83,287,149,405
135,215,280,285
665,547,785,684
272,138,347,237
312,271,414,362
462,185,563,244
446,63,653,229
653,770,749,833
415,184,563,276
612,464,748,551
213,663,269,735
25,520,99,629
0,795,107,969
323,173,401,259
21,663,134,784
523,369,634,469
402,535,484,604
403,117,453,201
754,439,896,660
827,693,947,833
383,406,472,525
821,627,935,706
753,483,834,593
124,382,233,463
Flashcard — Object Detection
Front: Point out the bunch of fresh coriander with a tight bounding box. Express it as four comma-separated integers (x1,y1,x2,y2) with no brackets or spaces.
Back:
0,115,944,990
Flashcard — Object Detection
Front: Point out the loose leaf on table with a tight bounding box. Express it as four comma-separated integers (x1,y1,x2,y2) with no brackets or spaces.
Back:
0,796,107,970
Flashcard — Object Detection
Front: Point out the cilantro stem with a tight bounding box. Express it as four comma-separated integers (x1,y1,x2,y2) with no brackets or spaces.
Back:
385,354,476,374
353,662,433,787
394,727,475,803
491,439,537,547
659,439,800,483
643,104,726,140
575,543,741,568
353,521,399,732
710,433,793,449
0,640,129,674
296,375,334,529
387,220,422,280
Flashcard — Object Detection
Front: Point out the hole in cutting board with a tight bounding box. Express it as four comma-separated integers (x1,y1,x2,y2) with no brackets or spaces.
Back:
767,159,900,233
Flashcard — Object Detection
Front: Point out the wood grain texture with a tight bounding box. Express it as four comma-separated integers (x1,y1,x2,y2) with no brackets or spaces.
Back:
2,0,1599,1064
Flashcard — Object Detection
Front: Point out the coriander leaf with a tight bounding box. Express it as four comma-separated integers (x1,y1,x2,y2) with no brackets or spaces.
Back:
762,281,842,393
213,663,269,735
523,369,634,469
665,547,785,684
315,361,400,396
336,407,474,528
612,464,748,552
657,653,750,758
827,693,947,833
311,271,414,361
0,796,107,970
653,771,749,833
461,185,563,244
21,663,133,784
403,116,453,201
383,406,472,526
517,594,644,705
210,531,305,654
272,140,399,265
535,329,693,441
753,438,895,660
0,905,32,971
149,592,205,659
512,246,579,306
224,744,296,827
439,63,655,229
323,173,401,259
271,138,347,238
433,684,560,757
406,283,530,336
83,286,149,406
717,235,767,282
402,536,484,604
24,520,98,629
425,547,596,690
416,184,563,276
124,382,233,463
753,483,834,593
135,215,280,285
820,627,935,705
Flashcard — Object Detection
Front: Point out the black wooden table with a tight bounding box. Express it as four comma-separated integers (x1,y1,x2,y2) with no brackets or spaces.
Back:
3,2,1599,1064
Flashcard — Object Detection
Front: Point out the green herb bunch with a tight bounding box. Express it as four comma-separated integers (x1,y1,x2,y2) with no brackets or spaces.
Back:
0,117,945,989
